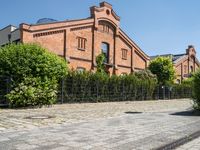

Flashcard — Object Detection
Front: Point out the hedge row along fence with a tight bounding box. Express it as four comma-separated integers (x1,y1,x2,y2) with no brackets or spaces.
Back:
57,71,192,103
0,71,193,105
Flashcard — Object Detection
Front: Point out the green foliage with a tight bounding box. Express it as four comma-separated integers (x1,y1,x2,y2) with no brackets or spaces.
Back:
192,69,200,110
96,54,106,75
149,57,175,85
182,77,194,85
135,70,158,99
6,77,57,108
0,43,67,107
169,83,192,99
62,70,158,103
0,43,67,81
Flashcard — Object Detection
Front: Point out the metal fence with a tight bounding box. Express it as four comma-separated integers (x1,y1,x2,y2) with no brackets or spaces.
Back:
57,79,193,103
0,76,193,105
0,76,11,106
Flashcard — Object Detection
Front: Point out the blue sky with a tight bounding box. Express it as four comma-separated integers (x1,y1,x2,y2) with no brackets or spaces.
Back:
0,0,200,58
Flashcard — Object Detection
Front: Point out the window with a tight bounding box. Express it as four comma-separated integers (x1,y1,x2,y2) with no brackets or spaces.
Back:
101,42,109,63
103,25,109,33
77,37,87,50
122,49,128,60
76,67,85,72
184,65,187,74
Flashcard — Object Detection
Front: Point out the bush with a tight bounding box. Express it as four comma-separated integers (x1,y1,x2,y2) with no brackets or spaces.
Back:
6,77,57,108
61,70,158,103
0,43,67,107
192,70,200,110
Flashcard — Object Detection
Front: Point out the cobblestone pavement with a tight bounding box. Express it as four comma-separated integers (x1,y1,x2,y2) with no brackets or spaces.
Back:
176,137,200,150
0,99,193,131
0,99,200,150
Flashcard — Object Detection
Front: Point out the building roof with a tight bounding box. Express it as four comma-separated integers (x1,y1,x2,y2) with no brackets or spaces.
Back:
150,53,188,63
150,52,200,66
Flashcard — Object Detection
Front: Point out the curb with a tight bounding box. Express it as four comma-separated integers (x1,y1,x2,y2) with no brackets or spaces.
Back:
154,130,200,150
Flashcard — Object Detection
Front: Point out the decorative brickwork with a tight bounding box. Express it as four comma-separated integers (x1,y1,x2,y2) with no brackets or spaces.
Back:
33,30,64,38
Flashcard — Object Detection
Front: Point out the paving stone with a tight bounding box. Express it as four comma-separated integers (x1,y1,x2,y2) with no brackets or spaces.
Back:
176,136,200,150
0,99,199,150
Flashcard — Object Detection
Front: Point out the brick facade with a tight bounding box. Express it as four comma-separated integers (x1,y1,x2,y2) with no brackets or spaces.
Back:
19,2,149,75
174,45,199,83
151,45,200,83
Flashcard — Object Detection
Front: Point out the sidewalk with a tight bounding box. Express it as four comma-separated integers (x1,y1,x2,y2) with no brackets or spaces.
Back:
1,99,200,149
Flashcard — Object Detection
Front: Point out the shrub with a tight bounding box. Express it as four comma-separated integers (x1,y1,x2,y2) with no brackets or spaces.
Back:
192,70,200,110
6,77,57,108
0,43,67,107
61,70,158,103
149,57,175,85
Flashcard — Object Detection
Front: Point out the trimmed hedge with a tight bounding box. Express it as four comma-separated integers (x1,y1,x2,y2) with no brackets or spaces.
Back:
60,70,158,103
58,70,192,103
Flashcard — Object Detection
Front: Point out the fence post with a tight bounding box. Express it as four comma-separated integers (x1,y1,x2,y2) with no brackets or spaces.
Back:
123,82,125,101
96,81,99,102
162,86,165,100
141,85,143,100
6,77,10,95
61,78,64,104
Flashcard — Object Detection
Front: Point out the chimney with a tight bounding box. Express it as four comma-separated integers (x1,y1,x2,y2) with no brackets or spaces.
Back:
186,45,196,55
100,1,112,9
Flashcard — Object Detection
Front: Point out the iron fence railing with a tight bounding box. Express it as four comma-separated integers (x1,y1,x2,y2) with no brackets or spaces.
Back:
57,78,193,103
0,76,193,105
0,76,11,106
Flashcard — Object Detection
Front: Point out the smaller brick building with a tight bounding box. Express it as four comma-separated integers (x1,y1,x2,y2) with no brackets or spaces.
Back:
151,45,200,83
0,2,149,75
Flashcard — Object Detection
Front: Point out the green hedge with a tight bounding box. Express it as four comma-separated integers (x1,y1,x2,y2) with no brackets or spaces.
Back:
58,70,193,103
59,70,158,103
192,70,200,110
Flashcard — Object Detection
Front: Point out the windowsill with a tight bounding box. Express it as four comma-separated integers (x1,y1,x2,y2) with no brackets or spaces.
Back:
103,62,114,67
78,48,86,51
122,58,127,60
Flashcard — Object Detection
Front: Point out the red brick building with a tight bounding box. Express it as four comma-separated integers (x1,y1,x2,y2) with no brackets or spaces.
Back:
151,45,200,83
17,2,149,75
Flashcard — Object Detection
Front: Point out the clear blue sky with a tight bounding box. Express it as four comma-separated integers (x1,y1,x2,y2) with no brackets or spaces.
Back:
1,0,200,58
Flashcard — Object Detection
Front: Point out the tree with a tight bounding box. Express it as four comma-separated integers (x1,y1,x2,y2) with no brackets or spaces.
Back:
96,53,107,75
149,57,175,85
0,43,67,107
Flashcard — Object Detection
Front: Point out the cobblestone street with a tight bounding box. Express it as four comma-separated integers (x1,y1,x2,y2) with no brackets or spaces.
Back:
0,99,200,149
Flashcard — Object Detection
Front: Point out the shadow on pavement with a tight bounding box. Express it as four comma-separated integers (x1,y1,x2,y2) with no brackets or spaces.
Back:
124,111,143,114
170,110,200,116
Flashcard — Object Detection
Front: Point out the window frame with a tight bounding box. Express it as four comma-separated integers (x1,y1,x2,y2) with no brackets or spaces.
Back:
77,37,87,51
121,49,128,60
184,65,187,74
101,42,109,63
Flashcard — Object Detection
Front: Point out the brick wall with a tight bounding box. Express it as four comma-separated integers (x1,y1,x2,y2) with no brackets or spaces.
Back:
20,2,149,75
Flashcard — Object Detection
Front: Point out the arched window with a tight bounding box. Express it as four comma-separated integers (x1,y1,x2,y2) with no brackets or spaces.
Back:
101,42,109,63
